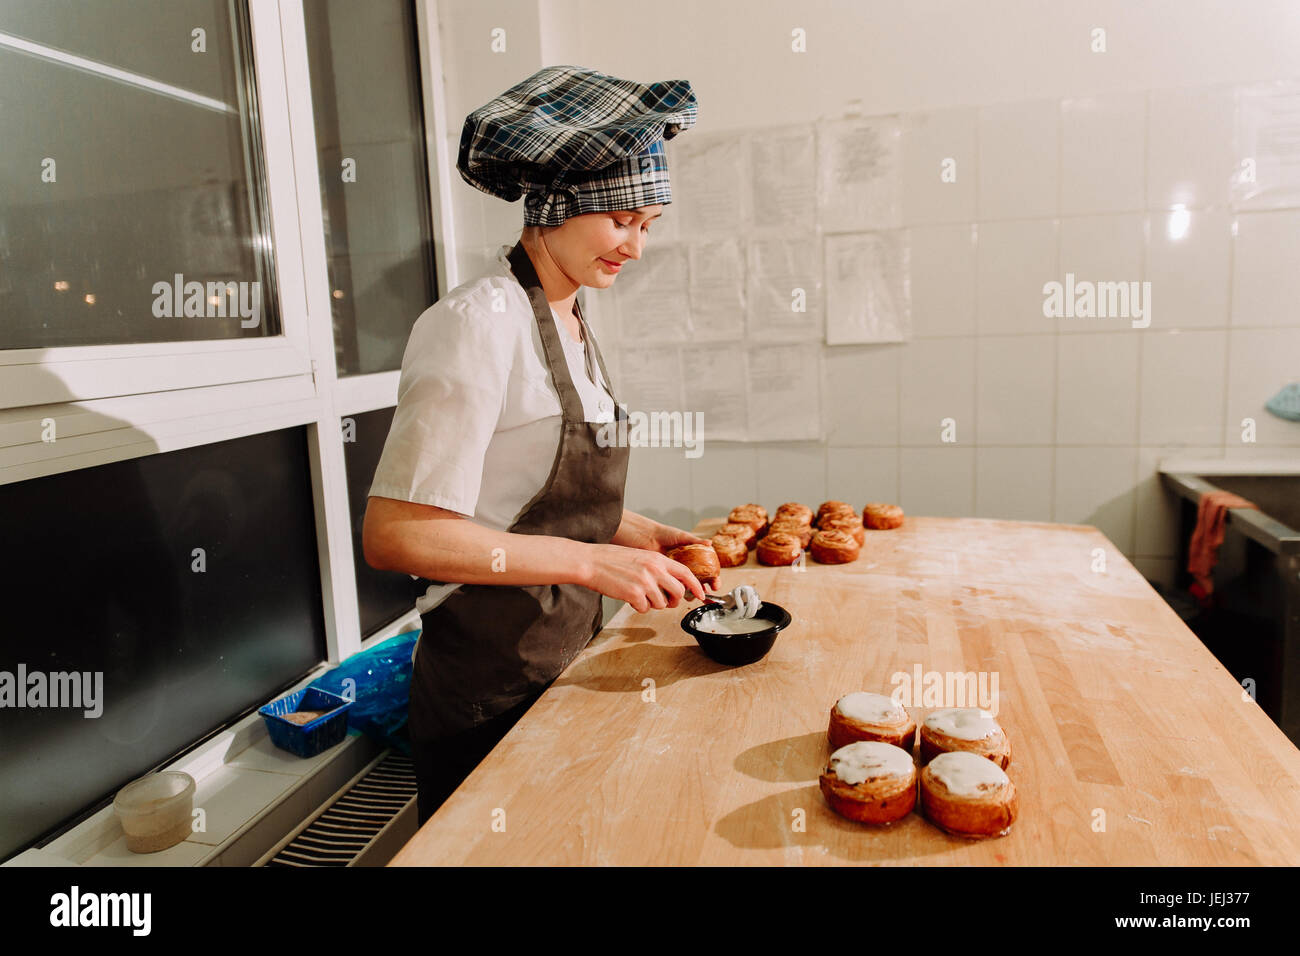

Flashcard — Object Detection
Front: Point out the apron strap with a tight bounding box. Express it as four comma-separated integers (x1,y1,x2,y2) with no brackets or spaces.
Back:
506,242,585,423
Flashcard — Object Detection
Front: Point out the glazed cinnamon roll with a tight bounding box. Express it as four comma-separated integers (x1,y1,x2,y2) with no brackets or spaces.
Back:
919,751,1017,838
667,544,720,590
756,531,802,566
919,707,1011,769
768,518,813,548
863,502,905,530
727,504,769,537
774,502,813,526
815,500,856,528
809,528,860,564
710,533,748,568
828,692,917,752
820,742,917,825
716,522,757,549
822,514,865,546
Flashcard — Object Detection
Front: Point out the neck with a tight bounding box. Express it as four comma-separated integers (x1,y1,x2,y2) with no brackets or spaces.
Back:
519,233,578,319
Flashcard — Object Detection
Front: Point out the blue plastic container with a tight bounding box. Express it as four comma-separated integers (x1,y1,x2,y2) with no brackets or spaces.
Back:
259,687,354,758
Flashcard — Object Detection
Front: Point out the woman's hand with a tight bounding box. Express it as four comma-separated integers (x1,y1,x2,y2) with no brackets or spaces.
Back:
582,543,707,613
648,523,712,554
612,509,711,555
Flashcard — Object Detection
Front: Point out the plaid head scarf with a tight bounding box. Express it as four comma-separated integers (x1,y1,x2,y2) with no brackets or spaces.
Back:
457,65,698,227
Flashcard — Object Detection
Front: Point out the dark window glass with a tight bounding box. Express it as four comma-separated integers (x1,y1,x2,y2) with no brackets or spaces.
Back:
303,0,437,377
0,428,325,862
0,0,279,348
343,407,426,633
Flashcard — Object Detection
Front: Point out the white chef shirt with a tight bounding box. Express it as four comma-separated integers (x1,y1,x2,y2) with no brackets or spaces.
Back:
368,244,618,614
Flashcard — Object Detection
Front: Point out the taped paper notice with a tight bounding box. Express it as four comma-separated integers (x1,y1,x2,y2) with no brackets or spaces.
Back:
673,134,747,236
818,116,902,232
687,240,745,341
824,232,911,344
746,344,822,441
1233,81,1300,209
750,125,817,233
681,349,747,441
616,346,683,418
611,243,690,343
745,238,823,342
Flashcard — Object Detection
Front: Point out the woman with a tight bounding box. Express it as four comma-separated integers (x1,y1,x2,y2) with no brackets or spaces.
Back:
362,66,706,824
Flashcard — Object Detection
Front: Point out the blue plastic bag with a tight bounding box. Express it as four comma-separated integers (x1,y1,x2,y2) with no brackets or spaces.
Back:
306,629,418,755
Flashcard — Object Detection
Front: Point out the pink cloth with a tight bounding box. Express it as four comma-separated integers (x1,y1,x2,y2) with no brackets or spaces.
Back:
1187,490,1258,602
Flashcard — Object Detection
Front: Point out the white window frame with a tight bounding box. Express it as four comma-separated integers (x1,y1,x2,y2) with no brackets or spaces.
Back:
0,0,457,663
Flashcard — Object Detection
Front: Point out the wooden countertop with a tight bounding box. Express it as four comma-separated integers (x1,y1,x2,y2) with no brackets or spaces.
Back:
390,516,1300,865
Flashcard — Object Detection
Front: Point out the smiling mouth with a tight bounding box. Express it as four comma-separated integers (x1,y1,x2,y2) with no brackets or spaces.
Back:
598,258,623,269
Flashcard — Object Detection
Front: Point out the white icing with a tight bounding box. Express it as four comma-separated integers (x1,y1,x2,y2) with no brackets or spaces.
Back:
695,611,771,634
927,751,1008,796
835,691,907,725
924,707,999,741
827,741,914,786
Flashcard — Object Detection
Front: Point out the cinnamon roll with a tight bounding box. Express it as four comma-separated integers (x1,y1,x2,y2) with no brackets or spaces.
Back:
809,528,860,564
820,742,917,825
667,544,720,590
710,533,748,568
822,514,865,546
728,504,769,537
828,692,916,752
919,751,1018,838
919,707,1011,769
815,500,855,527
768,518,813,548
863,502,905,530
756,531,802,566
774,502,813,526
716,522,757,549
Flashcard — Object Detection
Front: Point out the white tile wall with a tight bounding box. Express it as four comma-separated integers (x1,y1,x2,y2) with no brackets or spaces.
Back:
1146,208,1232,329
1061,94,1147,215
976,335,1056,445
1055,332,1140,444
1138,330,1228,445
976,219,1060,335
1232,210,1300,327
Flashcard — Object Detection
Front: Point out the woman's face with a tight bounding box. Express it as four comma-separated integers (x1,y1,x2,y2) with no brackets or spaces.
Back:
547,205,663,289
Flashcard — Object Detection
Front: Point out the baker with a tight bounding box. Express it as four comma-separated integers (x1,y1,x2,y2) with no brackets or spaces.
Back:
362,66,707,824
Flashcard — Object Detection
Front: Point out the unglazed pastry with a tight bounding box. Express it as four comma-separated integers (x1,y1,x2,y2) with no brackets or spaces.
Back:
756,531,802,566
815,500,856,527
822,514,865,546
919,707,1011,769
710,533,748,568
819,741,917,824
667,544,720,589
919,751,1018,838
768,518,813,548
716,521,757,550
728,504,769,536
863,502,905,530
828,692,917,751
809,528,860,564
773,502,813,526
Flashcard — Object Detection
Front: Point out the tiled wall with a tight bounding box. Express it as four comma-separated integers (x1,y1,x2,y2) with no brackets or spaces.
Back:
435,2,1300,589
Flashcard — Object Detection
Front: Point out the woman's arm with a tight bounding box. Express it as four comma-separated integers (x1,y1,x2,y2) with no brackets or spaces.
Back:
610,508,712,553
363,497,706,612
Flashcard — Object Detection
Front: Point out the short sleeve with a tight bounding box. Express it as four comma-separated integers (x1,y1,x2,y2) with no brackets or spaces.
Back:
367,296,512,516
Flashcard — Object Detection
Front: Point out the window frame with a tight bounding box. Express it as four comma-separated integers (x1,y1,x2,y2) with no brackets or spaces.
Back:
0,0,457,662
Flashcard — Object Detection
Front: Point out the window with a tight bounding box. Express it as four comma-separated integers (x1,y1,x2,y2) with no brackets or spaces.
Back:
303,0,437,377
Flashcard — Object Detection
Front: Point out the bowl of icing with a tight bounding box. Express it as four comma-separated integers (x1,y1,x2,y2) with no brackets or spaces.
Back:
680,601,791,666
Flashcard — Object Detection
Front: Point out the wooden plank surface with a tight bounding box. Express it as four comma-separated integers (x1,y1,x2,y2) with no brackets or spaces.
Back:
390,516,1300,865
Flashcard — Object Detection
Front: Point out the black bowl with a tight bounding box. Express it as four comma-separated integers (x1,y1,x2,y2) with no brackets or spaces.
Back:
680,601,792,666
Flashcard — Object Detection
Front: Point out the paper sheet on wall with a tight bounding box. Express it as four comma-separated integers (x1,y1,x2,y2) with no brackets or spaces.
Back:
745,238,823,342
746,344,822,441
680,349,748,441
750,125,817,233
615,346,683,418
1233,81,1300,209
687,240,745,341
672,134,747,236
824,232,911,344
818,116,902,232
611,244,690,343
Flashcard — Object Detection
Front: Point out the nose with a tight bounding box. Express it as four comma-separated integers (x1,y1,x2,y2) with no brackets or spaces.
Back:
618,230,645,260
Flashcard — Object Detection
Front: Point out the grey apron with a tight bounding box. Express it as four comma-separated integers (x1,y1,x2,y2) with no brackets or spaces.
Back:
408,241,630,739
